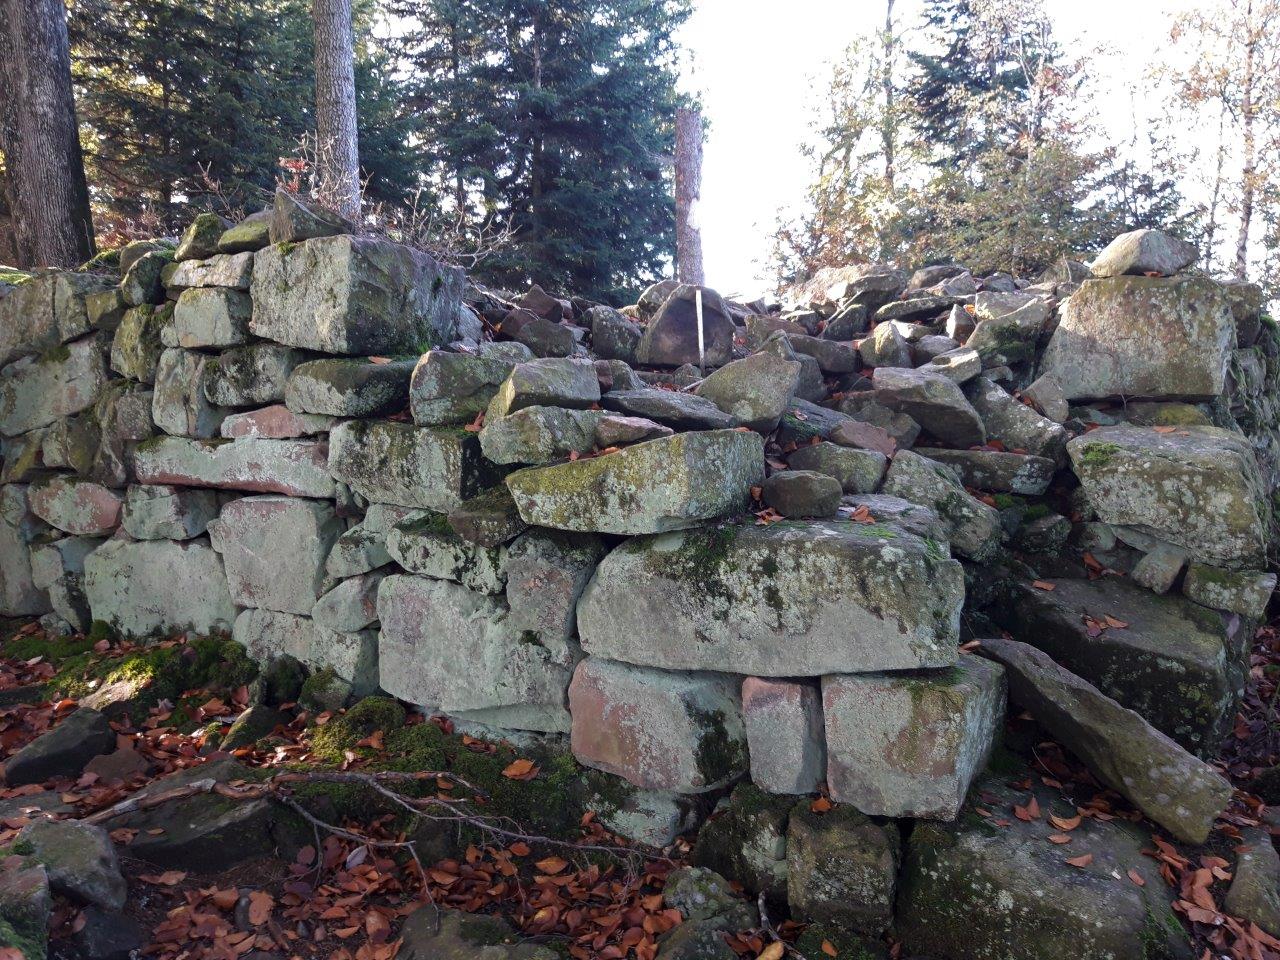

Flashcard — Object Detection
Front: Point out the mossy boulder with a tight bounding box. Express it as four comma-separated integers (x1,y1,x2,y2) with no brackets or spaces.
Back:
689,784,791,906
896,772,1194,960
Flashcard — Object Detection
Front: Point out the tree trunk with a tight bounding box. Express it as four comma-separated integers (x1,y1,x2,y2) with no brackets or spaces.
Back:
1234,0,1257,280
0,0,95,268
313,0,361,220
674,106,704,286
881,0,896,191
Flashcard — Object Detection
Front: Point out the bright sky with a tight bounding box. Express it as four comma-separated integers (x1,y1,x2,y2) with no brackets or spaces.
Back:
677,0,1201,297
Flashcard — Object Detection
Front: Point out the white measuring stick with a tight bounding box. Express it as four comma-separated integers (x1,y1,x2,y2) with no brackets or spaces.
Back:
695,287,705,373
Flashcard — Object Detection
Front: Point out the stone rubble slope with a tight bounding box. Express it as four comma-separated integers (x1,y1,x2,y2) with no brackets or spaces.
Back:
2,209,1278,957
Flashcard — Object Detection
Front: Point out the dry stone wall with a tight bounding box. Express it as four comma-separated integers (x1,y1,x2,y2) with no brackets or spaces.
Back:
3,201,1280,952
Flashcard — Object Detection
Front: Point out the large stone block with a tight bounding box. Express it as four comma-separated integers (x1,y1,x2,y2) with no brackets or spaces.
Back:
577,520,961,675
567,657,746,792
27,477,122,536
168,287,252,348
409,351,517,426
385,512,507,594
741,678,825,794
881,450,1003,562
250,236,464,354
30,535,101,632
1068,424,1268,568
325,503,415,580
504,529,607,657
204,344,309,407
377,574,572,732
219,405,333,440
165,252,254,291
897,772,1194,960
233,608,378,694
328,420,503,511
822,657,1006,819
0,271,113,366
0,484,51,616
121,485,220,541
284,358,414,418
990,576,1249,755
152,348,226,438
208,496,342,614
83,538,236,637
133,436,334,497
1040,274,1232,400
110,304,173,383
505,429,764,535
0,335,110,437
634,285,736,367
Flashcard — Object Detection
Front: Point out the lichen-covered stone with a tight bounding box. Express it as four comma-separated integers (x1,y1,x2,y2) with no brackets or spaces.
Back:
504,529,607,661
217,211,271,254
16,819,125,911
377,574,572,732
111,304,173,382
251,236,464,354
233,608,378,693
568,656,746,792
1068,424,1268,568
785,442,885,494
485,357,600,421
312,572,384,632
741,678,825,794
0,484,52,616
267,188,354,244
219,404,334,440
881,450,1003,562
409,350,518,425
175,213,230,262
689,783,791,906
589,305,643,363
30,535,100,632
694,353,800,433
578,520,961,675
1223,827,1280,936
822,657,1005,819
153,347,226,438
872,366,986,446
0,334,110,436
283,357,414,418
599,388,739,431
165,252,254,291
506,429,763,535
386,512,507,594
325,503,416,580
134,436,334,497
786,802,900,937
83,537,236,637
168,287,252,348
915,447,1055,495
759,470,841,518
1040,274,1232,400
635,285,736,367
27,476,122,536
963,376,1068,461
979,637,1231,844
1183,563,1276,619
204,343,310,407
208,495,342,614
122,484,220,541
446,485,529,547
990,575,1249,755
328,420,505,511
1089,227,1198,278
121,250,171,306
896,772,1194,960
0,270,113,367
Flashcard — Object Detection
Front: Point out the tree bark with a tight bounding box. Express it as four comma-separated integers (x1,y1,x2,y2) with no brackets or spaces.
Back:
1234,0,1257,280
313,0,361,220
0,0,95,268
881,0,896,190
674,106,704,286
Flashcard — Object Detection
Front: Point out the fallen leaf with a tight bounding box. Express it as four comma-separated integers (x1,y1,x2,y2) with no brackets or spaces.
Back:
821,941,838,958
535,856,569,875
810,796,833,813
502,758,539,781
139,870,186,886
1049,814,1082,831
1048,834,1072,844
1127,868,1146,887
757,943,785,960
1031,580,1056,591
247,890,274,926
1065,853,1094,868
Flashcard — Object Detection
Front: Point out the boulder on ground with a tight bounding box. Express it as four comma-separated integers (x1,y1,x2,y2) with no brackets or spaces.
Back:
786,802,900,937
990,576,1248,755
398,907,557,960
505,429,763,534
1223,827,1280,937
568,657,746,792
872,366,986,447
410,350,517,425
328,420,505,511
599,388,738,431
785,441,886,493
16,819,125,911
689,783,791,906
635,285,737,367
694,352,800,432
978,637,1232,844
896,771,1194,960
577,520,961,675
1040,274,1232,400
822,657,1005,818
915,447,1055,495
4,708,114,787
759,470,841,518
251,235,464,354
1068,424,1268,568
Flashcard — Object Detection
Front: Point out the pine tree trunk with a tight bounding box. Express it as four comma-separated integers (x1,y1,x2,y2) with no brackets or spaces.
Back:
0,0,95,268
313,0,360,221
674,106,704,286
1234,0,1257,281
881,0,896,191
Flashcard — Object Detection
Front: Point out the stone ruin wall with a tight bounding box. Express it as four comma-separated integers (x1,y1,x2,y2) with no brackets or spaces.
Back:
2,196,1280,946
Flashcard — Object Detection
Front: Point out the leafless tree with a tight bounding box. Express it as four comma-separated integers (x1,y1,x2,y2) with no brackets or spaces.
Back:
313,0,361,221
